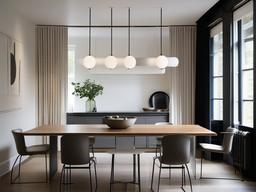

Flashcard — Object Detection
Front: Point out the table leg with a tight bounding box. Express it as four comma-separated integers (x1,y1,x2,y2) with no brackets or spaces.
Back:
133,154,136,183
49,136,58,179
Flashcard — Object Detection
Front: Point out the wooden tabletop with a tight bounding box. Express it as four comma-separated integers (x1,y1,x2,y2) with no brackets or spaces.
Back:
24,124,216,136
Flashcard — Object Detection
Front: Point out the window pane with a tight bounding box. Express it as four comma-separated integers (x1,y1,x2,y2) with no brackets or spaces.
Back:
242,101,253,127
243,13,253,39
243,40,253,69
213,33,223,52
213,77,223,98
242,70,253,100
213,100,223,120
213,51,223,76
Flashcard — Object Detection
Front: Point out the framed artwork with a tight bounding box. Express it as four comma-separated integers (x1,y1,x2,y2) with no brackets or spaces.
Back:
0,32,22,112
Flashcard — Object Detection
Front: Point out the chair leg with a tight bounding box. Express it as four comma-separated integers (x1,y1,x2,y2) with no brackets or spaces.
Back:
69,165,72,184
59,165,65,192
150,157,156,191
18,155,22,178
110,154,115,192
89,164,93,192
63,165,66,185
137,154,141,192
181,166,184,188
169,166,171,180
45,154,48,183
200,150,203,179
133,154,136,183
183,165,186,185
93,159,98,192
185,164,193,192
10,155,20,184
157,163,162,192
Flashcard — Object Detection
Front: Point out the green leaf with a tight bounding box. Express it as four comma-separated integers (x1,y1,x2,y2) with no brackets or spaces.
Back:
71,79,104,99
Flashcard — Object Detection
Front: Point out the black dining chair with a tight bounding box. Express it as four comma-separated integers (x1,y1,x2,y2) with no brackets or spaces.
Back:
151,135,193,192
11,129,49,184
60,134,97,192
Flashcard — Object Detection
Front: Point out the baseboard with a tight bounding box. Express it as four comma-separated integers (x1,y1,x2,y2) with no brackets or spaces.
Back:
0,155,28,177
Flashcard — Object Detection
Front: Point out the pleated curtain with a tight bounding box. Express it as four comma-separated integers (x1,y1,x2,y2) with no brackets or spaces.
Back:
168,26,196,124
36,26,68,125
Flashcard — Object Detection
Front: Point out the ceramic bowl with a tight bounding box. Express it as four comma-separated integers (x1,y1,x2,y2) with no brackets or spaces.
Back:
104,116,137,129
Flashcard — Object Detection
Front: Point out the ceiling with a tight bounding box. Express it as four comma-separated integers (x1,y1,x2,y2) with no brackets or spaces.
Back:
8,0,219,25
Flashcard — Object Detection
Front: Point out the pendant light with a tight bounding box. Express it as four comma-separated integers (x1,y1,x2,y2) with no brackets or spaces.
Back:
124,8,136,69
83,8,96,69
156,8,168,69
105,8,117,69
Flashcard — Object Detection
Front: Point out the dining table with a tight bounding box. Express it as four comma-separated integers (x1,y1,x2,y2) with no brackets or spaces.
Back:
24,124,216,179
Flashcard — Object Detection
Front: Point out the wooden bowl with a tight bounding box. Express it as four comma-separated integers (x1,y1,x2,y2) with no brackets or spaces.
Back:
104,116,137,129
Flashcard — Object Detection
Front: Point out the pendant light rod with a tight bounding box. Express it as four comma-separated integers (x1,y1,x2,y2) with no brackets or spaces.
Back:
128,7,131,56
89,7,92,56
110,7,113,56
160,7,163,55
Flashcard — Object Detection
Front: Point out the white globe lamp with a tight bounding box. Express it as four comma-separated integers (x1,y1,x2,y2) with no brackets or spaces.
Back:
83,55,96,69
124,56,136,69
105,56,117,69
156,55,168,69
168,57,179,67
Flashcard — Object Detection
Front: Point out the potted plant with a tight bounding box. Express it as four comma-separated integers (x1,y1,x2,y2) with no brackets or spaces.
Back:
72,79,104,112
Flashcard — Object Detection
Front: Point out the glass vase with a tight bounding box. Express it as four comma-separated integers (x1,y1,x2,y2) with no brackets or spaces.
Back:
86,99,96,112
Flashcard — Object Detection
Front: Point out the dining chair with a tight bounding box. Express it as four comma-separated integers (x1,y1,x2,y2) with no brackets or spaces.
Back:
11,129,49,184
151,135,193,192
199,127,239,180
60,135,97,192
109,137,145,192
154,122,173,155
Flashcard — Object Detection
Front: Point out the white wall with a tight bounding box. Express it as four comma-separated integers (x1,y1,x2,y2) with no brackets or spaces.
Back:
68,28,170,112
0,1,38,176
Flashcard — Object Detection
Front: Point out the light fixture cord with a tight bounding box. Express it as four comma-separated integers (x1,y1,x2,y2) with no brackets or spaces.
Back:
128,7,131,56
111,7,113,56
89,7,92,56
160,7,163,55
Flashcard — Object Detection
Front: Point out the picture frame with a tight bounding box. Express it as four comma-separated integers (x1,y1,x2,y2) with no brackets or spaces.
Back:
0,32,22,112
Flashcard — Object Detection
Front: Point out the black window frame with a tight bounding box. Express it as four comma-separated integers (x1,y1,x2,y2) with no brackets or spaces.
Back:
210,24,224,121
235,18,254,128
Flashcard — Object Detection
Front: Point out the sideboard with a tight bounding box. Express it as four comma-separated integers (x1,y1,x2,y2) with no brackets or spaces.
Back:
66,112,169,149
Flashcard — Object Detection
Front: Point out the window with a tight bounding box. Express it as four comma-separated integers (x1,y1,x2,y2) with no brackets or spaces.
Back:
233,1,254,128
210,22,223,120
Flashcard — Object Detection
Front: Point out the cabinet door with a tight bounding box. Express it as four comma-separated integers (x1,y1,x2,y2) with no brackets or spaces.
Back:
116,136,134,150
94,136,115,148
135,136,147,148
67,116,103,124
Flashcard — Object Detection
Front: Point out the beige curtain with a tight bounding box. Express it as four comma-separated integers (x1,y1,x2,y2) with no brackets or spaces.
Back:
168,26,196,124
36,26,68,125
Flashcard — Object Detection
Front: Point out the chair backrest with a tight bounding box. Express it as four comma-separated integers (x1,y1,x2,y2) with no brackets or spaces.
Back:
161,135,191,165
61,135,90,165
222,127,237,153
155,122,173,125
12,129,27,155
